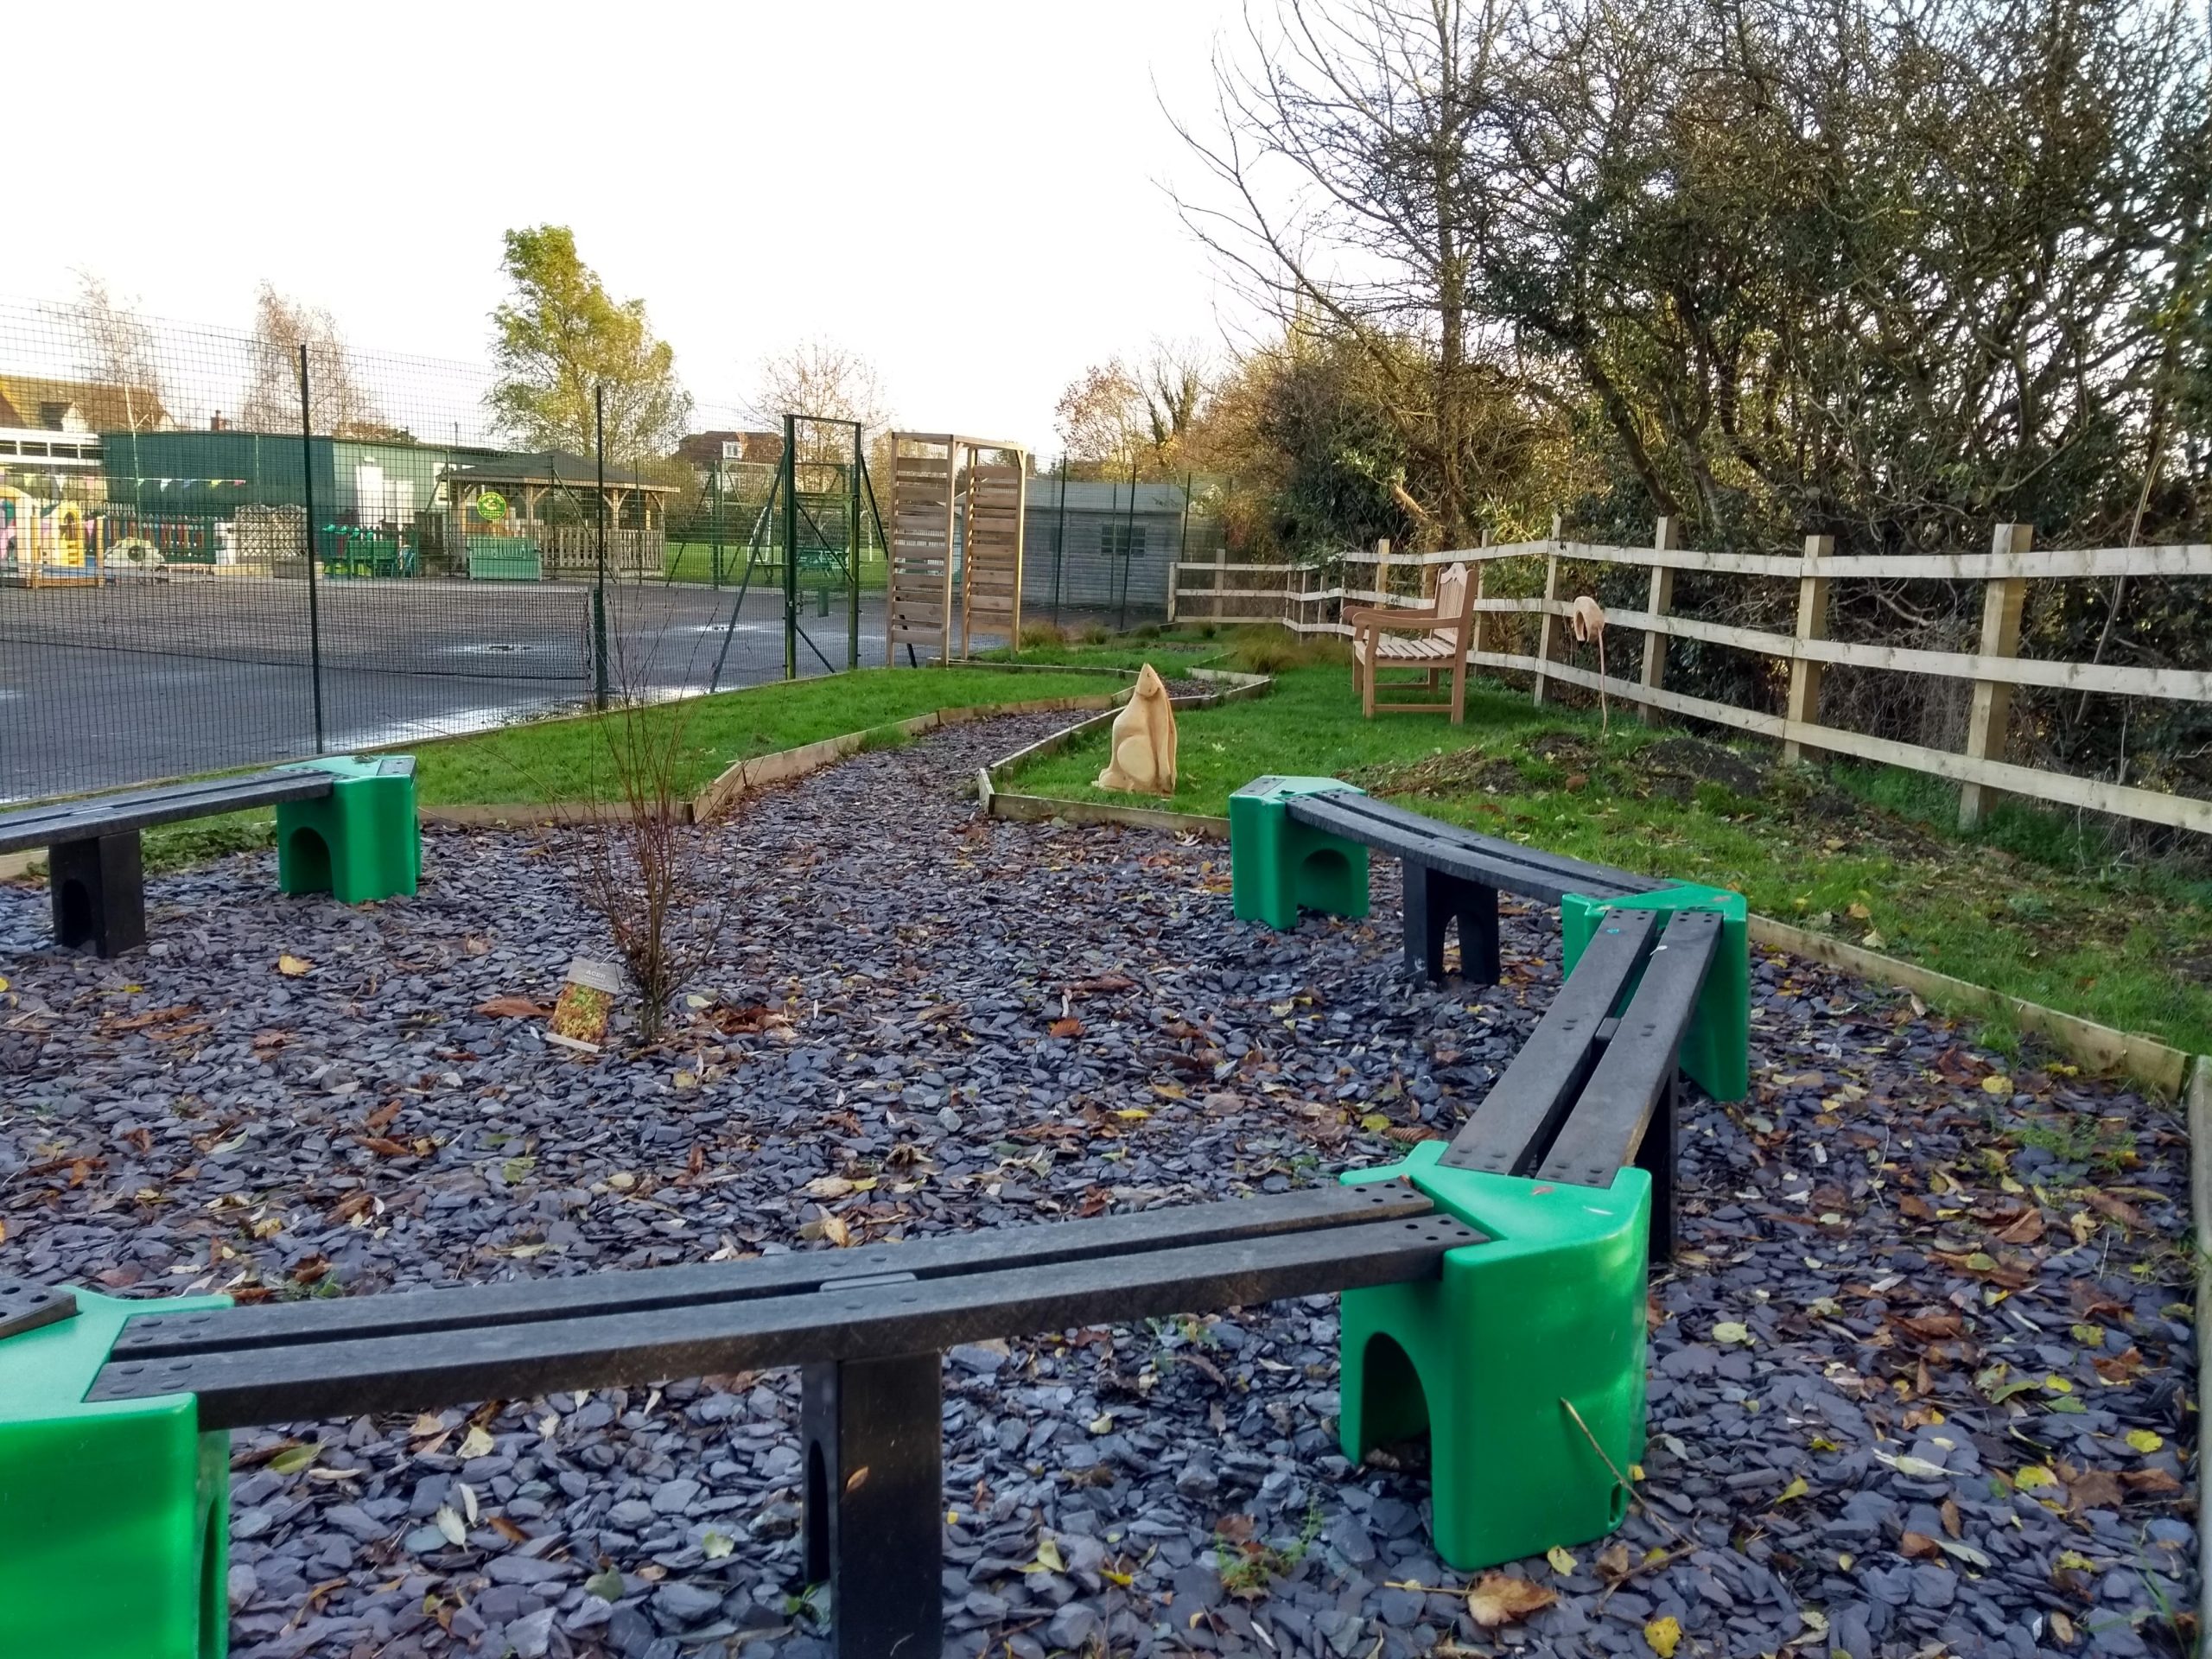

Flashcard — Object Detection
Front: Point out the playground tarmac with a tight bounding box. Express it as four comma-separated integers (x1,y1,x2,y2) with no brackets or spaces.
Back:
0,579,893,802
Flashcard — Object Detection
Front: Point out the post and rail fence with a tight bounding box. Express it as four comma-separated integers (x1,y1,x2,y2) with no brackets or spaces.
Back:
1171,529,2212,838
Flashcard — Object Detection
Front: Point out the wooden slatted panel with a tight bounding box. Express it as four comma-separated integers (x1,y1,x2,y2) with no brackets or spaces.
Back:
962,460,1026,651
887,436,956,662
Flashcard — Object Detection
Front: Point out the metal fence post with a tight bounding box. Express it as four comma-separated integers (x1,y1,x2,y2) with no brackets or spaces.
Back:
1052,457,1068,627
848,423,861,670
591,387,611,709
783,413,799,680
711,458,725,589
296,344,326,754
1119,454,1138,632
1170,469,1192,626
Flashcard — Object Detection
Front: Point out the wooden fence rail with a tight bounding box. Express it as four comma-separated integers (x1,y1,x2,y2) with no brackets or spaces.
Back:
1166,526,2212,836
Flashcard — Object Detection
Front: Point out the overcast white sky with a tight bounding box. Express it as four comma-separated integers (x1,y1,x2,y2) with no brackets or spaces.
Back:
10,0,1262,451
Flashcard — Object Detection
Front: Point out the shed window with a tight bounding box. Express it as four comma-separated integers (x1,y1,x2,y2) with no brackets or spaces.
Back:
1102,523,1147,560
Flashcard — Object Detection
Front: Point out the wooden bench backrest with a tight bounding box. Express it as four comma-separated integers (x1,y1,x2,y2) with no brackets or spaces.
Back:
1433,563,1471,645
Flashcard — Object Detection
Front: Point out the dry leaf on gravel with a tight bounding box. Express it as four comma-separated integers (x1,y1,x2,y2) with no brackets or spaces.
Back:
476,995,552,1019
1466,1573,1557,1627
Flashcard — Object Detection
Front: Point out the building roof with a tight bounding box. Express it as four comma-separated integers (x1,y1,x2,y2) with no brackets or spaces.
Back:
445,451,673,493
0,375,169,435
676,429,785,467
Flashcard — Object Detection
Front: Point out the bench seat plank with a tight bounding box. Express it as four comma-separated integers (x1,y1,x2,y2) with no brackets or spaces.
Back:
1285,791,1663,905
0,769,333,856
93,1211,1484,1428
108,1184,1439,1363
1439,910,1658,1177
1536,908,1722,1189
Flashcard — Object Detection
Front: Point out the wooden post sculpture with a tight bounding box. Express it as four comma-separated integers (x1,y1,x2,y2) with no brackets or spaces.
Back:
1095,664,1178,797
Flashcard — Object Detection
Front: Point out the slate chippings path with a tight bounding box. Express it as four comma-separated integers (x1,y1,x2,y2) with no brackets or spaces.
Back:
0,712,2197,1659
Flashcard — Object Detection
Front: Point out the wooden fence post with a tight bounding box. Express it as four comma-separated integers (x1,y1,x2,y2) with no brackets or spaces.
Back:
1960,522,2032,830
1376,537,1391,607
1470,527,1490,663
1534,514,1562,705
1639,516,1677,725
1781,533,1834,765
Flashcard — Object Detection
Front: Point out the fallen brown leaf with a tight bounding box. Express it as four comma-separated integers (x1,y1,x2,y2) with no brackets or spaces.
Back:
2123,1468,2183,1497
2065,1469,2125,1513
1467,1573,1557,1628
475,995,552,1020
1889,1311,1965,1342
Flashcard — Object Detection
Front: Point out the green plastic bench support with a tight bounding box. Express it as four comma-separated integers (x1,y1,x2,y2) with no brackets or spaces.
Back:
0,1287,232,1659
276,754,420,906
1337,1143,1649,1572
1561,881,1749,1103
1228,776,1370,930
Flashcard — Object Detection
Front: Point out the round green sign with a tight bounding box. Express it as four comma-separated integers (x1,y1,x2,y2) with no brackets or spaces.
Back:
477,491,508,523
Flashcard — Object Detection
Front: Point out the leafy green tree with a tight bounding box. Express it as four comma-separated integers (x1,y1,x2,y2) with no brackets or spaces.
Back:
488,226,691,461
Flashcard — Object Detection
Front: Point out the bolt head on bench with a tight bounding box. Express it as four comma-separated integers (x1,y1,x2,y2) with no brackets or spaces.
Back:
1228,776,1370,929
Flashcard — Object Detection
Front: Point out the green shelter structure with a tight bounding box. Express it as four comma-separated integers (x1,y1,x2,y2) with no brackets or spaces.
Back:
442,452,673,581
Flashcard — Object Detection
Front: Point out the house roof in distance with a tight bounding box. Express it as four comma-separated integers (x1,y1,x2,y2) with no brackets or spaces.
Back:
0,374,169,435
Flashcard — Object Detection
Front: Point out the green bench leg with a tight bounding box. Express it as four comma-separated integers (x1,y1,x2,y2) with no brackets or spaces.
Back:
1561,882,1749,1103
1,1287,233,1659
1338,1145,1649,1572
276,755,421,905
1227,776,1370,930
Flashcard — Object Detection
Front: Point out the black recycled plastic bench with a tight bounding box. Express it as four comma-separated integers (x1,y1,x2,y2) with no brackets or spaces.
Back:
1229,776,1751,1104
62,1184,1480,1659
0,769,334,957
1439,903,1724,1255
1280,787,1666,982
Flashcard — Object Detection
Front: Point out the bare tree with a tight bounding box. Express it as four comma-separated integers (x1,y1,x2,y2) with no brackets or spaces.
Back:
1138,339,1213,464
1167,0,1517,546
239,284,382,435
1056,340,1216,473
569,698,720,1046
749,338,890,471
68,272,166,433
1054,358,1147,468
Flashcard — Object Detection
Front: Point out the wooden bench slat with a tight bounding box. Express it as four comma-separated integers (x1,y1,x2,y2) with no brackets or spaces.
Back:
92,1211,1483,1429
1438,910,1658,1176
1535,909,1722,1187
107,1185,1440,1362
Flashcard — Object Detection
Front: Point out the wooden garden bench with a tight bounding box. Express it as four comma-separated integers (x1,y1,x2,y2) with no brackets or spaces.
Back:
1347,561,1474,722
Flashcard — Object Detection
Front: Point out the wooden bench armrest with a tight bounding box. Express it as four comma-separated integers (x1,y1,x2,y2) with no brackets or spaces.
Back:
1344,604,1444,631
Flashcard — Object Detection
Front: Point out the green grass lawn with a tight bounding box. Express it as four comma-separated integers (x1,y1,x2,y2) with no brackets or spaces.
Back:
1005,643,2212,1055
105,666,1125,875
411,665,1122,804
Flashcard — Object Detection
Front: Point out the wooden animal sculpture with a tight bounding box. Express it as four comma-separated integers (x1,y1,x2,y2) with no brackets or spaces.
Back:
1096,663,1179,797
